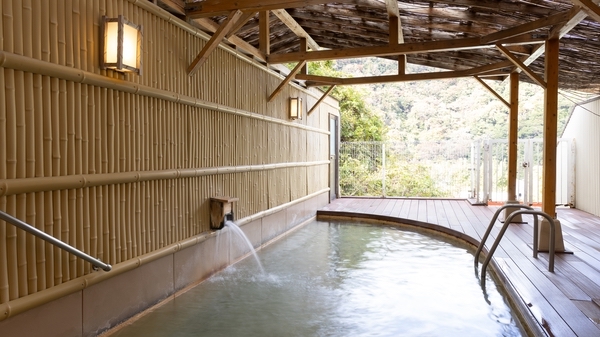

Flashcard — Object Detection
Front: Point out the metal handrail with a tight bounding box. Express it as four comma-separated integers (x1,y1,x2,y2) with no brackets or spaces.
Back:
474,204,534,268
0,210,112,272
479,209,556,286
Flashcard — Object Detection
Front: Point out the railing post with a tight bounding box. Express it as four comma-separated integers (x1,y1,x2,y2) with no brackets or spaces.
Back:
382,142,386,197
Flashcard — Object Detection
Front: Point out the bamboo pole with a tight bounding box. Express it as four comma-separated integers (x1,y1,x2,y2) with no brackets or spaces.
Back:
42,76,54,288
33,74,46,291
5,66,19,300
0,59,9,304
25,70,38,294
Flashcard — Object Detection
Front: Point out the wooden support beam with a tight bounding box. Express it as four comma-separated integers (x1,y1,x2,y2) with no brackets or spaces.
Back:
268,36,486,63
259,11,270,56
496,44,546,88
307,85,336,116
571,0,600,23
193,18,266,62
542,38,560,217
398,55,406,75
268,60,307,102
186,0,357,18
480,9,573,44
188,10,245,76
225,11,257,39
272,9,320,51
508,72,519,201
300,38,308,75
474,76,510,109
386,0,404,44
298,60,514,86
519,6,587,67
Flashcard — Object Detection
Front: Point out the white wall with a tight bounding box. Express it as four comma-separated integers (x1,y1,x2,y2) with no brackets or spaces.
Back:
562,97,600,216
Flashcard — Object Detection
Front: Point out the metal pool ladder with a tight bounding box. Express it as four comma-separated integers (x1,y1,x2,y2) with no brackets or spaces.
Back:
474,205,556,286
0,210,112,272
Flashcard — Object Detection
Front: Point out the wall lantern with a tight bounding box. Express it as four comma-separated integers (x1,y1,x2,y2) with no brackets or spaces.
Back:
101,15,142,75
289,97,302,120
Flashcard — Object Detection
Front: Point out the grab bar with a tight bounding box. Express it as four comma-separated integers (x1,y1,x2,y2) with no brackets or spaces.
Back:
474,204,534,268
479,209,556,286
0,210,112,272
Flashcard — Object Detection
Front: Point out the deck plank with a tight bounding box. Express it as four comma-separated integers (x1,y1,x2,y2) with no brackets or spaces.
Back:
317,198,600,337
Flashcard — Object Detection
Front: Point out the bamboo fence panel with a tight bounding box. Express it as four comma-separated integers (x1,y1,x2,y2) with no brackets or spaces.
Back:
0,0,334,305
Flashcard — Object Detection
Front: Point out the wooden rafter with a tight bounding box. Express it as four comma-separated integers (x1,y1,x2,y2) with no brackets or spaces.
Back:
496,44,546,88
226,11,257,39
272,9,320,51
268,60,307,102
188,10,245,75
571,0,600,23
186,0,357,19
307,85,336,115
193,18,266,62
480,9,573,44
474,76,510,108
268,36,486,63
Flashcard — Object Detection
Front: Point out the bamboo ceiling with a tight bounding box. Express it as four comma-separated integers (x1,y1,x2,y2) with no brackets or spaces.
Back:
155,0,600,93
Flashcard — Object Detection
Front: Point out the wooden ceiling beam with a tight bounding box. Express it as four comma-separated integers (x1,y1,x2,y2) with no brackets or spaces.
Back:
298,59,514,86
272,9,320,50
268,36,488,63
496,44,546,88
193,17,266,62
571,0,600,23
480,9,573,44
186,0,357,19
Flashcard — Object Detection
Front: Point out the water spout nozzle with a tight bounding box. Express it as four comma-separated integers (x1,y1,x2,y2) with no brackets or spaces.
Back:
210,196,239,230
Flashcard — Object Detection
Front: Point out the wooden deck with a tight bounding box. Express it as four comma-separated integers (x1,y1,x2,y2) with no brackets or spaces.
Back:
318,198,600,337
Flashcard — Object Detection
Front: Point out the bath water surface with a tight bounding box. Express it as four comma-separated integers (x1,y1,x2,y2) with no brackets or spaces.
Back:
109,221,523,337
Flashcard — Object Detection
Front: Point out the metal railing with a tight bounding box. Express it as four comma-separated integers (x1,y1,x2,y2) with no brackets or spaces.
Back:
475,206,555,286
0,210,112,272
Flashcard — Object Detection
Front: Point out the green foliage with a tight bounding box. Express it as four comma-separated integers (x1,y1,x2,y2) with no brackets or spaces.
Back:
309,61,386,142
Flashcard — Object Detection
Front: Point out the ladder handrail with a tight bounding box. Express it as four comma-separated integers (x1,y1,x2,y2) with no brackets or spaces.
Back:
474,204,534,268
0,210,112,272
479,209,556,286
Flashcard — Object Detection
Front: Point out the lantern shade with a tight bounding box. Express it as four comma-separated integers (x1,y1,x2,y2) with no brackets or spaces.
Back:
101,15,142,74
290,97,302,120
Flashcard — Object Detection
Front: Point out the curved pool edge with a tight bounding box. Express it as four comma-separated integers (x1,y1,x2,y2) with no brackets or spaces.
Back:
317,210,546,337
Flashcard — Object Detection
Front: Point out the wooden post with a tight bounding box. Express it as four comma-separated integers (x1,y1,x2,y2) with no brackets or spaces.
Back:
503,72,523,223
259,10,270,57
508,72,519,201
542,38,559,218
539,37,565,252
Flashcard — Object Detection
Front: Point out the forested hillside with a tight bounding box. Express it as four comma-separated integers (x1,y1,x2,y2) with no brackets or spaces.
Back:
333,58,575,143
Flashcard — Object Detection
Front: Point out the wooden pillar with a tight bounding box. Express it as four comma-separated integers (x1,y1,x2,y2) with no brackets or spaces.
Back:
539,37,565,252
507,72,519,201
503,72,523,223
542,38,559,218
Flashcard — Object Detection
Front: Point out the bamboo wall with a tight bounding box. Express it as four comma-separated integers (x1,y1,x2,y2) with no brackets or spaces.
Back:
562,98,600,217
0,0,337,309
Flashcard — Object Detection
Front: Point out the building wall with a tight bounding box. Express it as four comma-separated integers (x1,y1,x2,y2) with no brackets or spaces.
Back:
0,1,338,335
562,97,600,216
